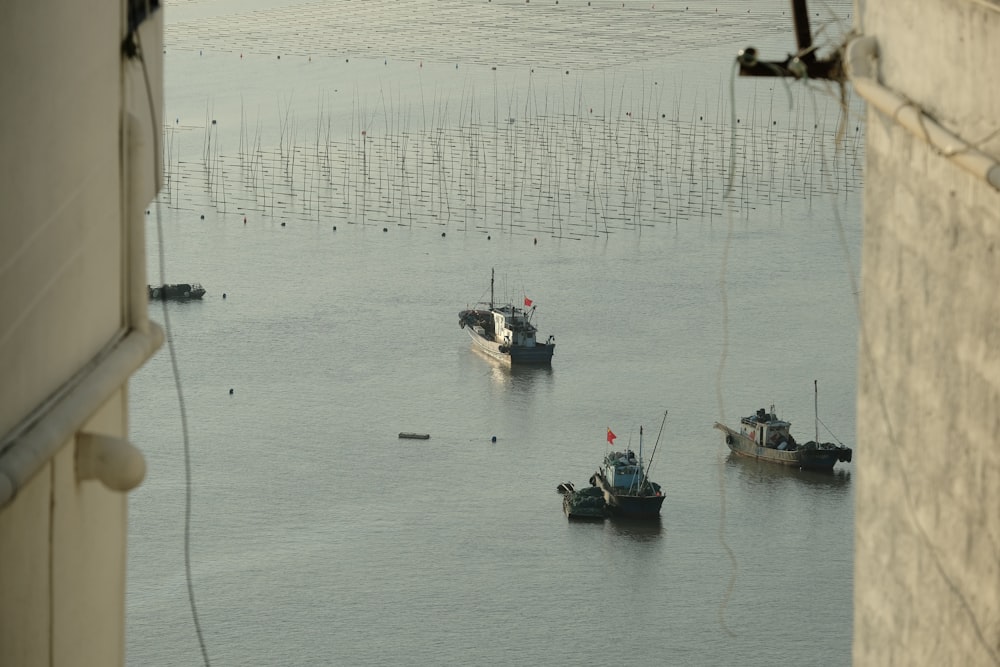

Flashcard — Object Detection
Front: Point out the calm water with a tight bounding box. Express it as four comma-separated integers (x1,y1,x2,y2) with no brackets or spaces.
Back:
128,1,861,665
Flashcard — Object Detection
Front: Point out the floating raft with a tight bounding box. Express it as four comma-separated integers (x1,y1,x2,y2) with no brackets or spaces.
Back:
398,432,430,440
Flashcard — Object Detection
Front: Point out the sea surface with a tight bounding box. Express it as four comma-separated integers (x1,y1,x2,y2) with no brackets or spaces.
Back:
128,1,863,665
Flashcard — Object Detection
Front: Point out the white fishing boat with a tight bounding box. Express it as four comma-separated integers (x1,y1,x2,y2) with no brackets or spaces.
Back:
459,269,555,365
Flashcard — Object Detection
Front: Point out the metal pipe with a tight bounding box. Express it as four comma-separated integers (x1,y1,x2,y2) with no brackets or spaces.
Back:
0,326,163,506
790,0,815,62
0,109,164,508
846,35,1000,191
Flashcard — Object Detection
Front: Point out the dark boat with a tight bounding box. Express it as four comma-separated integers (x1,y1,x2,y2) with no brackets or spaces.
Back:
459,269,554,365
147,283,206,300
591,413,667,519
557,482,607,520
714,381,853,471
398,432,430,440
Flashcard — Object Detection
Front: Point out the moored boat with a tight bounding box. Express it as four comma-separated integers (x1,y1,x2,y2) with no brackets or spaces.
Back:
557,482,607,520
398,432,430,440
591,415,667,519
714,382,852,471
148,283,206,300
459,269,554,365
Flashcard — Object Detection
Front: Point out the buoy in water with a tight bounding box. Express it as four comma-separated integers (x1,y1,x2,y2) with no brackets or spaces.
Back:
491,436,497,443
229,388,234,395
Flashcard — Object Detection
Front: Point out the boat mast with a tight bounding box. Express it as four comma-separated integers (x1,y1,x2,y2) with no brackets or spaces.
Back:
814,379,819,443
490,268,495,310
645,409,668,479
637,426,644,492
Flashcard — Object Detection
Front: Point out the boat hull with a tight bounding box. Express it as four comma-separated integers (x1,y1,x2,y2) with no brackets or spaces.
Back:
558,483,607,520
593,472,664,519
464,328,555,365
148,283,206,300
714,423,850,470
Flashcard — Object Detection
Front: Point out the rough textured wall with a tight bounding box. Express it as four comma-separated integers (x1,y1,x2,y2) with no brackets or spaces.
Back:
854,1,1000,665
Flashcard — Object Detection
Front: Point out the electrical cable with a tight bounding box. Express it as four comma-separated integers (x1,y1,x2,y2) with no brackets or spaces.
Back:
133,25,213,667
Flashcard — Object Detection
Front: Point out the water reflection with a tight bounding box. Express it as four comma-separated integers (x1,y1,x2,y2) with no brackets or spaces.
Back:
474,347,556,390
563,511,664,540
725,452,852,490
607,517,664,541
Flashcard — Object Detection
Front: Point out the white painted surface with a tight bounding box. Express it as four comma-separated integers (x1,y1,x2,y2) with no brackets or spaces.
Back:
0,2,163,665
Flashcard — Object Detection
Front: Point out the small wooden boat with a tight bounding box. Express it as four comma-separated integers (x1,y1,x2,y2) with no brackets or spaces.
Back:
148,283,206,300
398,432,430,440
557,482,607,520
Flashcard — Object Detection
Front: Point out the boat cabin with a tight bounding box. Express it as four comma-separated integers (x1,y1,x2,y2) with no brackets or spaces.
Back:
740,408,798,451
492,306,540,349
602,450,644,489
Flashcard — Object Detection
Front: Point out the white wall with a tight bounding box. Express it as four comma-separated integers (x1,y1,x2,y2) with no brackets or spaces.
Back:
0,2,163,665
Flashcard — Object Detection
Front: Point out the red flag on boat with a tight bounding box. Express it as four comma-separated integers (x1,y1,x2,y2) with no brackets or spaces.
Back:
524,297,533,307
607,428,616,445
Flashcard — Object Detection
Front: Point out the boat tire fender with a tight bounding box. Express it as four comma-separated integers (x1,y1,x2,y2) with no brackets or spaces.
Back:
725,434,733,445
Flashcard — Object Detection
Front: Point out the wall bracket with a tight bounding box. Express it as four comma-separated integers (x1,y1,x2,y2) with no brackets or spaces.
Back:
736,0,844,82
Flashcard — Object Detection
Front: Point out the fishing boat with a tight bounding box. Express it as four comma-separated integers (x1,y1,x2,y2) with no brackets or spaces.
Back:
398,432,430,440
459,269,555,365
147,283,206,300
591,414,667,519
713,381,853,470
556,482,607,520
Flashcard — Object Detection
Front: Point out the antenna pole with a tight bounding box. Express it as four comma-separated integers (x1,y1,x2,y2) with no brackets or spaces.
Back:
814,379,819,443
638,426,644,490
645,410,668,474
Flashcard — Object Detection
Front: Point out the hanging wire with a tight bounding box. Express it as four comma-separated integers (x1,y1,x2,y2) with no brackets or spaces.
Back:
134,26,212,667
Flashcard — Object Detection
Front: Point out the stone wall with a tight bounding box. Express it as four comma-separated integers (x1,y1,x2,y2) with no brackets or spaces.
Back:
854,1,1000,664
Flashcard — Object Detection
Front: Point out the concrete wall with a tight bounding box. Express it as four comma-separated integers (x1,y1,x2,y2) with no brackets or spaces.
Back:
854,1,1000,665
